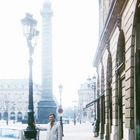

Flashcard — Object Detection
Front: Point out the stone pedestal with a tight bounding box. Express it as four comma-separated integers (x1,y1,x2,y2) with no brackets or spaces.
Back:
110,125,118,140
124,128,134,140
104,123,109,140
37,100,56,123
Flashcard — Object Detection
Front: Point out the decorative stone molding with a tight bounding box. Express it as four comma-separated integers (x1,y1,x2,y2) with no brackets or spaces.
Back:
93,0,126,67
116,15,121,31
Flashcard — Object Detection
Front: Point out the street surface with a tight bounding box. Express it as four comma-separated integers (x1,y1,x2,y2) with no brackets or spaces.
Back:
0,121,100,140
39,122,100,140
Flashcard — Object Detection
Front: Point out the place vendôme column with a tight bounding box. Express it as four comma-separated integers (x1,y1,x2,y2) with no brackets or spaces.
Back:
38,0,56,123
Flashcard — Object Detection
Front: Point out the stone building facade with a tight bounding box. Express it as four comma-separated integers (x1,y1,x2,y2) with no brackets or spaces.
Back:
93,0,140,139
0,79,41,123
78,76,96,123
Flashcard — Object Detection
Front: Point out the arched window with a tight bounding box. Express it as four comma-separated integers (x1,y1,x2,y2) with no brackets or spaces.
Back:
101,66,105,94
106,52,113,137
107,53,112,83
10,112,15,120
17,112,23,122
116,30,125,67
3,112,8,120
116,29,125,139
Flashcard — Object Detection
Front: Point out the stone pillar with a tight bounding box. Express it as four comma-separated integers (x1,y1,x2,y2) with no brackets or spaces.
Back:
111,76,119,140
38,0,56,123
99,95,105,139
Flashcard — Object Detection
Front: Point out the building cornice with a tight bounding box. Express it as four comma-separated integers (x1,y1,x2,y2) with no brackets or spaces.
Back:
93,0,127,67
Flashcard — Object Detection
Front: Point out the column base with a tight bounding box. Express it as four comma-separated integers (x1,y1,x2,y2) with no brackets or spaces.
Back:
124,128,134,140
100,133,104,139
37,100,57,123
104,123,110,140
110,125,118,140
24,128,37,139
99,123,104,139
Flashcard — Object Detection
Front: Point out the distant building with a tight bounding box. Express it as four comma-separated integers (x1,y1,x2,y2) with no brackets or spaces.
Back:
91,0,140,139
78,76,96,123
0,79,41,122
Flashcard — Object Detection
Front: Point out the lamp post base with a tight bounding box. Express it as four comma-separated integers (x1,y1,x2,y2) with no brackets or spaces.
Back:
60,116,64,137
24,128,38,139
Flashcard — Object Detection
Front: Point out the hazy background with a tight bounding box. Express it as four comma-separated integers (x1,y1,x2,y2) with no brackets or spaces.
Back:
0,0,99,107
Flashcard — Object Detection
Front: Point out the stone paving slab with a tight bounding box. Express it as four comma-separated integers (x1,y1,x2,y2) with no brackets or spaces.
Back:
62,123,100,140
39,123,100,140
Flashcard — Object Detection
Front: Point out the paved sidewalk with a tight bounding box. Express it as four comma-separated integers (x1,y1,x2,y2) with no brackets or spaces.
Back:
39,122,100,140
62,123,100,140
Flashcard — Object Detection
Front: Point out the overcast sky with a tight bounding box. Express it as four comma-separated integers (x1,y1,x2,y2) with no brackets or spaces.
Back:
0,0,99,107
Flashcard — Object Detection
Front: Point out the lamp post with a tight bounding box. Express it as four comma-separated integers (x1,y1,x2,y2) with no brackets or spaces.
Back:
58,84,64,137
92,76,96,120
21,13,39,139
5,100,9,125
73,105,76,125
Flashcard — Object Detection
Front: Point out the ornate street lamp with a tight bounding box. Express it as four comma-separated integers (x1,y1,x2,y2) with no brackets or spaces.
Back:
21,13,39,139
58,84,64,137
